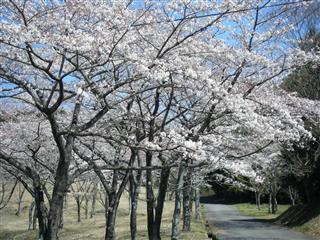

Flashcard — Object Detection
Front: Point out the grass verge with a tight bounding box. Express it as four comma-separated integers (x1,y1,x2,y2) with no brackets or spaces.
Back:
234,203,289,219
294,215,320,240
234,203,320,239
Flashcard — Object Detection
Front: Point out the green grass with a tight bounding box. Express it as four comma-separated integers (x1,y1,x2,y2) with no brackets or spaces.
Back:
234,203,290,219
294,216,320,240
0,185,207,240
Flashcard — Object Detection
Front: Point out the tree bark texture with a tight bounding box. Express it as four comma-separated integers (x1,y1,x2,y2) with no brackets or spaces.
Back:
182,165,192,231
15,183,26,216
171,162,186,240
145,151,156,240
90,183,98,218
28,201,35,230
154,168,171,239
195,188,201,222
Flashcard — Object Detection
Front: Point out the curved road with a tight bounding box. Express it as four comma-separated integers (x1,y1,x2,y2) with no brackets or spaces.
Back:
204,204,315,240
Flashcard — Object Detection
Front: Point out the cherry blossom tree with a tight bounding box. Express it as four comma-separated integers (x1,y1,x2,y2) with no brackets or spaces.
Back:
1,1,320,240
0,109,56,239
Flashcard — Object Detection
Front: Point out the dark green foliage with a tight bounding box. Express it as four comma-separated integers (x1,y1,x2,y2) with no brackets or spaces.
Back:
280,28,320,204
281,29,320,100
281,62,320,100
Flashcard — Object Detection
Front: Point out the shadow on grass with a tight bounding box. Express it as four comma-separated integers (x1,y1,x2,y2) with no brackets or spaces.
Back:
275,201,320,227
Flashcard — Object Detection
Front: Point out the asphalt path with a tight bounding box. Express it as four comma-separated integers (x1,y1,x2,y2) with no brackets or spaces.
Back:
204,203,315,240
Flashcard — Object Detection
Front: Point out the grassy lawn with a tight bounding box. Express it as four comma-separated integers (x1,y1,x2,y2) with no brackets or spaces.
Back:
0,187,207,240
234,203,290,219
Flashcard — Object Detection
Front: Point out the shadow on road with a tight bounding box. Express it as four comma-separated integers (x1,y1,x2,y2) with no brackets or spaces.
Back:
211,217,273,229
200,195,247,205
200,195,224,204
230,218,272,223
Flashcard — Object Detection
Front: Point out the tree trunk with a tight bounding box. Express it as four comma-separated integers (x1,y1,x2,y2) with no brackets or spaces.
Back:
129,173,141,240
105,201,116,240
255,191,261,210
28,201,35,230
26,173,48,240
129,149,142,240
16,183,26,216
85,196,89,219
33,207,37,230
105,193,121,240
268,193,272,214
59,209,63,229
257,192,261,211
128,189,131,216
43,112,74,240
105,148,134,240
76,197,81,223
189,188,193,215
255,192,258,208
91,147,135,240
182,189,191,231
35,185,47,240
182,166,191,231
104,193,109,225
195,188,201,222
154,168,171,239
130,186,138,240
169,191,175,201
145,151,156,240
171,161,186,240
64,195,67,210
271,194,277,214
45,158,70,240
288,186,298,206
90,184,98,219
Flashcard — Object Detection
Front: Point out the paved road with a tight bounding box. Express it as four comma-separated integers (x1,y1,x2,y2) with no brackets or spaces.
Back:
204,204,315,240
